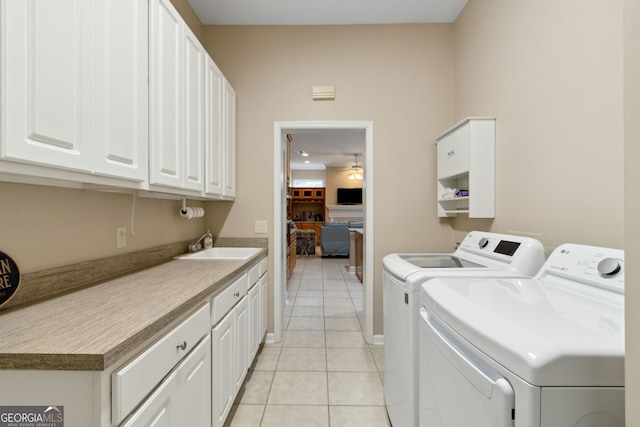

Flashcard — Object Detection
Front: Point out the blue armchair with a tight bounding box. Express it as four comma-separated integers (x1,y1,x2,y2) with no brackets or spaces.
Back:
320,222,350,257
320,222,349,257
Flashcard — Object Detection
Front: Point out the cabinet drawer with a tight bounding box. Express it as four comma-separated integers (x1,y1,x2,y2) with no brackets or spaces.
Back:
112,303,210,424
212,273,248,325
248,263,260,289
258,257,268,277
437,122,470,179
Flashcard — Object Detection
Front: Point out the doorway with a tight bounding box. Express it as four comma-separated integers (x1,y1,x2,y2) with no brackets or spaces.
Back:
272,121,374,344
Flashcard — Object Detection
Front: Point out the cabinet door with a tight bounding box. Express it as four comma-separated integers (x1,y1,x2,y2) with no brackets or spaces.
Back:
223,79,236,199
437,122,470,179
248,284,261,361
234,296,248,393
1,0,94,172
94,0,148,181
149,0,183,188
122,370,179,427
178,335,211,427
259,273,268,339
183,28,205,192
212,311,235,427
204,57,224,197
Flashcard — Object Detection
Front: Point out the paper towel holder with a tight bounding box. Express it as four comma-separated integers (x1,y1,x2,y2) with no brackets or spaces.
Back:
180,198,205,219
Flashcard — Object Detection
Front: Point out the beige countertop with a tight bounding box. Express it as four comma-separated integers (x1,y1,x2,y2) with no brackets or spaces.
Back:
0,249,267,371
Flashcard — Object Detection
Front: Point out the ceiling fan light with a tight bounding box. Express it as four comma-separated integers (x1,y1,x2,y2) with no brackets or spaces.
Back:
348,165,363,180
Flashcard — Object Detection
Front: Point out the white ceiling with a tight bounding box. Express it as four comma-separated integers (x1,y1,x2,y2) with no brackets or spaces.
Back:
188,0,468,26
287,130,365,170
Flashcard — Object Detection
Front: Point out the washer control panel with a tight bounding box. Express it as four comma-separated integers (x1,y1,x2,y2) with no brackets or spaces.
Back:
454,231,546,276
460,232,525,259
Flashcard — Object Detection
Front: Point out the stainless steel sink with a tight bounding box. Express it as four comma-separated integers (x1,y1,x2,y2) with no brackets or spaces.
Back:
174,247,261,260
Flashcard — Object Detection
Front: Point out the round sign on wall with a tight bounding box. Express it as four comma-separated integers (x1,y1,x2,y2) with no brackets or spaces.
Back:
0,250,21,308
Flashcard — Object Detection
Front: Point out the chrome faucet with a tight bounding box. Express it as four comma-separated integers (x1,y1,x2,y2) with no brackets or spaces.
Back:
189,230,213,252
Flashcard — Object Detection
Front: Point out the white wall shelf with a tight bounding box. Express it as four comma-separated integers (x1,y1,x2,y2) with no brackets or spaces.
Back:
436,117,495,218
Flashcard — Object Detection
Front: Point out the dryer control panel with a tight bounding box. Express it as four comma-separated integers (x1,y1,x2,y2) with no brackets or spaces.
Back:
537,243,625,294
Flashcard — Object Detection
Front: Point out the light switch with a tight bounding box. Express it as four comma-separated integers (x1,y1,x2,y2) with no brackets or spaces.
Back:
255,220,268,234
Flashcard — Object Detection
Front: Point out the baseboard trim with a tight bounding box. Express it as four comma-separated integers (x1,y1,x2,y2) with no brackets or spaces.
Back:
372,334,384,346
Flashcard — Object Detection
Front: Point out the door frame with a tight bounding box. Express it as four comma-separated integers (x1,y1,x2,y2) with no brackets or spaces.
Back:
272,120,374,344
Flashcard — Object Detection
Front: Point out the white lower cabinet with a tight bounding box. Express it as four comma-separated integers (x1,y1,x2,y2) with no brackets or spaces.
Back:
248,271,268,362
248,281,261,362
234,296,249,392
122,369,179,427
212,306,236,427
211,258,267,427
259,272,268,341
123,335,211,427
211,294,249,427
177,334,212,427
0,257,267,427
113,304,211,425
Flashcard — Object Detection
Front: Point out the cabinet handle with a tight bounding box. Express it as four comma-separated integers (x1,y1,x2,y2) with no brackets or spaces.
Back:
234,292,240,298
176,341,187,351
447,150,455,158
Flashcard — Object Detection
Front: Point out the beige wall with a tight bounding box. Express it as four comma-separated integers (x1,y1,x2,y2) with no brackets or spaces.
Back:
0,182,205,273
453,0,624,252
624,0,640,421
202,25,457,334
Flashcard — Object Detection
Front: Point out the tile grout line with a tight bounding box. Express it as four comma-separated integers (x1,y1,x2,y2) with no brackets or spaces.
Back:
231,253,385,426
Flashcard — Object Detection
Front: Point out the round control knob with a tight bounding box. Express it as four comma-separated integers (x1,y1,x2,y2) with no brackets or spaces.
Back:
597,258,622,277
478,238,489,249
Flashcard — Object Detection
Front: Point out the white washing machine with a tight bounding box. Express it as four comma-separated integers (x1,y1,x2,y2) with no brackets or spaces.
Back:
419,243,625,427
382,231,546,427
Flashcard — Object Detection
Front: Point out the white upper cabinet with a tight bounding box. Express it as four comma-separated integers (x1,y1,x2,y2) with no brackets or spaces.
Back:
204,57,236,200
2,0,235,200
1,0,95,172
94,0,149,181
1,0,148,181
223,80,237,199
149,0,184,189
149,0,207,193
183,30,206,192
436,118,495,218
205,57,224,197
437,123,470,179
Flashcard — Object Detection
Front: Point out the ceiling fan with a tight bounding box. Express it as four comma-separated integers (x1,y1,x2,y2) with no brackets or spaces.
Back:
345,154,363,180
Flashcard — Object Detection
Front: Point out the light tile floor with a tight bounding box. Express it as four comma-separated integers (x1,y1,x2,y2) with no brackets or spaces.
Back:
224,251,389,427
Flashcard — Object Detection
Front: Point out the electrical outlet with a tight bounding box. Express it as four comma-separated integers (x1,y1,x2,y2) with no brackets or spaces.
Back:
255,220,268,234
117,227,127,248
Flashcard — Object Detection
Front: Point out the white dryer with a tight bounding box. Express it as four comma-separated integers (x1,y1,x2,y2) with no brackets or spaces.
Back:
419,243,625,427
382,231,546,427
